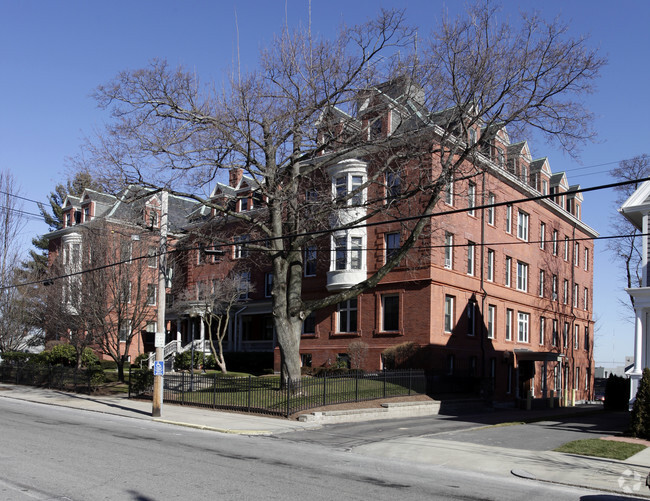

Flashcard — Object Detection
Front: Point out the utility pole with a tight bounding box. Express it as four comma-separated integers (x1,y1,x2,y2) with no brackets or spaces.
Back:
152,190,168,417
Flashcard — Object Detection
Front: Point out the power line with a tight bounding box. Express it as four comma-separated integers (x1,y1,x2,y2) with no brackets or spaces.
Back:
5,175,649,291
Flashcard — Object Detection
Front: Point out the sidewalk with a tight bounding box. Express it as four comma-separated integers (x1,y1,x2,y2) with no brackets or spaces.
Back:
1,383,649,497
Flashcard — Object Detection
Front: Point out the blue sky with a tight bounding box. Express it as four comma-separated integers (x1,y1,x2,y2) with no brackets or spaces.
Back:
1,0,648,367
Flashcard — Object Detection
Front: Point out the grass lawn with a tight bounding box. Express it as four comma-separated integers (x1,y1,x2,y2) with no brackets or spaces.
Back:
554,439,646,460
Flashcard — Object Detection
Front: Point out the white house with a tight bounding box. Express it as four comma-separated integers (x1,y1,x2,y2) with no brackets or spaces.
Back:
619,180,650,405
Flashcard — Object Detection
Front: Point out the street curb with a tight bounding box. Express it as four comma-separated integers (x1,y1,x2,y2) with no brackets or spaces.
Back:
152,418,274,435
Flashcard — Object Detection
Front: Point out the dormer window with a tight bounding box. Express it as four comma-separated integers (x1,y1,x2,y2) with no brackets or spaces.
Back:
65,212,71,227
149,210,158,228
74,210,81,224
369,117,382,140
240,196,249,212
496,148,505,167
469,128,477,146
83,206,91,222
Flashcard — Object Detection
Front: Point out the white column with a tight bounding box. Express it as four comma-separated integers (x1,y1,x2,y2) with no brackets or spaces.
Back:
630,307,644,407
641,214,648,287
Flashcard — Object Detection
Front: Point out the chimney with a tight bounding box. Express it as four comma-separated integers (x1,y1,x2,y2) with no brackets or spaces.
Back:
229,168,243,188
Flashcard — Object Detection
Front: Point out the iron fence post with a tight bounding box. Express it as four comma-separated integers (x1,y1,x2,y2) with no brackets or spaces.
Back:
383,370,386,398
285,378,290,418
128,365,132,399
355,370,359,402
322,374,327,407
248,375,252,413
408,369,412,396
181,372,185,405
213,373,217,409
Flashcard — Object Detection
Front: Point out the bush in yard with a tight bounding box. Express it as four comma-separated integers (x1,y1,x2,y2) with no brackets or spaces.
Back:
381,342,420,370
348,341,369,370
0,351,34,365
130,369,154,394
174,351,202,371
630,368,650,439
133,353,150,368
604,374,630,411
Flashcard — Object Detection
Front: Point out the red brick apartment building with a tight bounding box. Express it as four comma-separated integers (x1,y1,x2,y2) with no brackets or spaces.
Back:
45,84,596,405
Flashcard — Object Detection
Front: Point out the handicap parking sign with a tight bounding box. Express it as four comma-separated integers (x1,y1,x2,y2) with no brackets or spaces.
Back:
153,361,164,376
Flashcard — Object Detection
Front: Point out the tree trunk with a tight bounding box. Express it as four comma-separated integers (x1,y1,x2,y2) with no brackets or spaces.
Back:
117,360,125,382
275,313,302,390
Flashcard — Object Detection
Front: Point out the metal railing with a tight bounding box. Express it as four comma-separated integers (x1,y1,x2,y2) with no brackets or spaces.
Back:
130,369,426,417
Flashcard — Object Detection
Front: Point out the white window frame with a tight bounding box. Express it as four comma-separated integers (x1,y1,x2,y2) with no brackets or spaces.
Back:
516,261,528,292
444,295,455,333
487,305,496,339
573,283,579,308
444,232,453,269
539,317,546,345
505,256,512,287
337,298,358,333
147,284,157,306
564,236,569,261
467,242,475,276
540,222,546,250
574,324,580,350
445,179,454,206
468,182,476,216
487,193,495,225
385,232,400,264
563,279,568,304
584,248,589,271
505,308,513,341
552,230,558,256
539,269,545,297
574,242,579,267
304,246,317,277
517,312,530,343
584,287,589,310
506,205,512,234
467,301,475,336
487,249,494,282
517,210,529,241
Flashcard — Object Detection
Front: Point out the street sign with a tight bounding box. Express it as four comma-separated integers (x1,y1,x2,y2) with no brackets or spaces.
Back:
153,361,164,376
154,332,165,348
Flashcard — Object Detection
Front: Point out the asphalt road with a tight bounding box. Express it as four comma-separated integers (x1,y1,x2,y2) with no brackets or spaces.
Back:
279,410,630,451
0,398,629,501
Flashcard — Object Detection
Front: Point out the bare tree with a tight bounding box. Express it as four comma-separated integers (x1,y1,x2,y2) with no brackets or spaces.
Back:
81,225,157,381
0,171,38,353
609,154,650,312
81,4,604,386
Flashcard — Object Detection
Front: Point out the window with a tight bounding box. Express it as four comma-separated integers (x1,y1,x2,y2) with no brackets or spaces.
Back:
517,210,529,241
584,248,589,271
540,222,546,250
573,283,579,308
542,179,548,195
467,301,475,336
444,295,455,333
505,309,513,341
146,284,157,306
563,279,568,304
65,213,71,227
539,317,546,345
552,319,558,346
575,367,581,390
539,269,545,297
304,246,317,276
584,326,590,351
385,232,400,263
337,298,358,333
238,271,251,300
147,247,157,268
518,312,530,343
386,170,401,199
505,256,512,287
467,241,475,276
487,193,495,225
506,205,512,233
335,234,363,271
564,236,569,261
487,305,496,339
468,182,476,216
574,242,579,267
302,313,316,335
563,322,569,349
351,237,362,269
552,275,558,301
382,294,400,332
552,230,558,256
83,206,91,222
445,179,454,206
149,210,158,228
444,233,453,269
234,235,250,259
584,287,589,310
119,321,131,342
574,324,579,350
469,127,477,145
516,261,528,292
496,147,505,166
264,273,273,298
487,249,495,282
335,173,364,206
121,241,132,264
239,196,249,212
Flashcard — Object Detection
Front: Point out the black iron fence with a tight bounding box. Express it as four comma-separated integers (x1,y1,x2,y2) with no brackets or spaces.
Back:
0,364,102,394
130,369,426,417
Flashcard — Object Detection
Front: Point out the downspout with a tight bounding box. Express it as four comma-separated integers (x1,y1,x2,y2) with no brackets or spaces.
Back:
479,170,487,381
